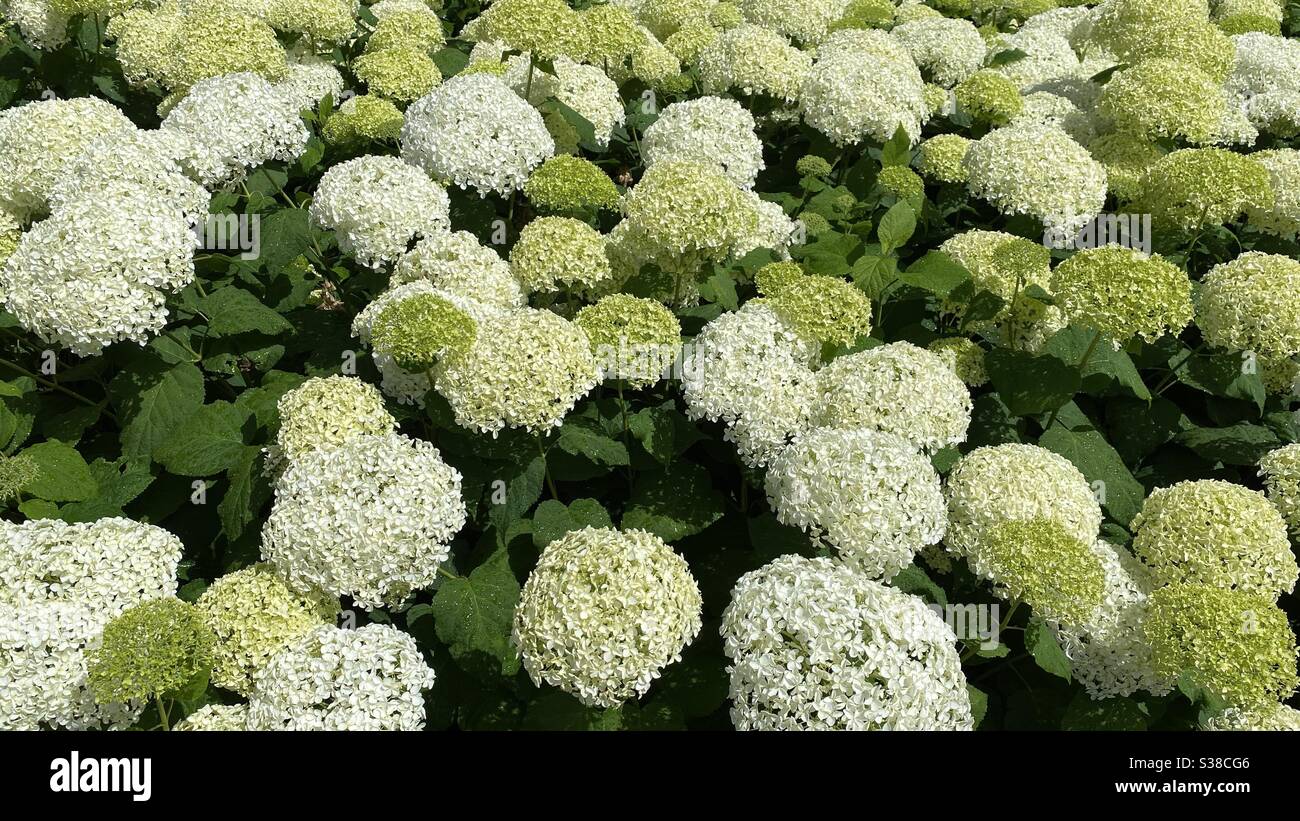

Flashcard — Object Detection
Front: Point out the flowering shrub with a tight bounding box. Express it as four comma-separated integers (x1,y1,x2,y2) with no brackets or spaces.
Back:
2,0,1299,733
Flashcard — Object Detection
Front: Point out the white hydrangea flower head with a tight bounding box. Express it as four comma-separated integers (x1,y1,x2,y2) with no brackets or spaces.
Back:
1245,149,1300,238
0,96,134,220
1197,252,1300,361
681,301,820,468
2,0,71,50
352,281,505,406
1,177,199,355
548,57,625,148
197,563,340,695
161,72,310,187
891,18,986,88
944,443,1103,561
963,123,1108,235
698,24,811,102
799,29,927,145
642,96,764,189
513,527,703,708
810,342,972,453
1013,91,1096,145
275,56,348,111
266,375,397,473
730,191,800,260
0,517,182,730
309,155,450,269
1130,479,1297,600
247,624,436,730
987,30,1081,92
721,554,974,730
261,433,467,609
766,427,947,579
434,307,600,434
1259,443,1300,537
735,0,850,45
174,703,251,730
391,230,527,309
400,72,555,196
1225,32,1300,137
1053,540,1173,700
1204,703,1300,731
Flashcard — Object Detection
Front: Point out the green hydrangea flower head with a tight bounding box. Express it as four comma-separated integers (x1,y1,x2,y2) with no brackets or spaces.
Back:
268,375,397,471
1211,0,1284,35
760,274,873,347
878,165,925,209
754,261,806,295
1259,444,1300,537
510,217,611,294
576,294,682,388
799,212,832,235
523,155,621,214
709,1,745,28
795,155,833,179
354,47,442,103
579,4,644,65
622,160,758,265
1197,252,1300,361
1050,247,1193,343
322,94,405,145
87,598,216,705
829,0,895,30
367,9,447,53
267,0,358,45
1135,148,1273,233
0,452,38,502
471,0,588,60
939,229,1061,349
1087,132,1165,203
921,83,948,117
197,564,339,694
975,0,1058,20
1089,0,1236,81
370,292,478,372
980,517,1106,627
893,1,942,22
917,134,970,184
1096,59,1223,144
927,337,988,386
1146,583,1298,708
1131,479,1297,600
954,70,1024,126
665,20,719,63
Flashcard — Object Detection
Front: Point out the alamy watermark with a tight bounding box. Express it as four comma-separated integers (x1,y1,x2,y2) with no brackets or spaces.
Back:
192,213,260,260
928,602,1001,651
1043,213,1151,254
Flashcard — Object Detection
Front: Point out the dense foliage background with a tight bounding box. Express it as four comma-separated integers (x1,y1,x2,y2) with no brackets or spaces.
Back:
3,0,1300,731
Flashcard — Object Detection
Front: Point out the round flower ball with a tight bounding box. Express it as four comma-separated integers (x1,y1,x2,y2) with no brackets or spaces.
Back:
976,517,1106,626
621,159,758,267
321,94,404,146
944,443,1103,559
765,427,947,579
261,433,466,609
1095,59,1223,144
1197,252,1300,361
697,23,811,103
196,564,339,695
1133,148,1273,233
86,598,216,706
954,70,1024,126
1245,148,1300,238
720,554,973,730
918,134,971,184
1145,583,1298,709
434,308,600,435
523,155,621,214
392,230,526,310
576,294,682,389
370,291,479,373
759,274,874,348
811,342,972,453
642,96,764,189
267,375,397,473
309,154,450,269
1259,443,1300,536
512,527,703,708
963,123,1107,235
799,29,927,145
1130,479,1297,600
509,216,611,294
1049,246,1193,344
354,47,442,104
247,624,436,730
400,72,555,196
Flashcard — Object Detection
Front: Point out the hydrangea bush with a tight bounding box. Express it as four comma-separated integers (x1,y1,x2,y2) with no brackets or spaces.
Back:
1,0,1298,732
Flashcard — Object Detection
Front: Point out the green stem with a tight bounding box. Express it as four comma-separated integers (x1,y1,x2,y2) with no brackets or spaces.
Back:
1043,329,1102,431
0,358,117,422
536,435,559,500
156,697,170,732
1153,341,1205,395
